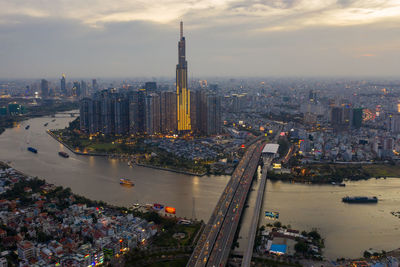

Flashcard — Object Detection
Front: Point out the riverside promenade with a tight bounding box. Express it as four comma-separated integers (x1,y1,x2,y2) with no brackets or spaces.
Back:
47,130,207,176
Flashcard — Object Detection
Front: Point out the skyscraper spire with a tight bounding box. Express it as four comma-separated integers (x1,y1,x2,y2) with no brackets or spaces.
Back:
180,21,183,39
176,21,191,131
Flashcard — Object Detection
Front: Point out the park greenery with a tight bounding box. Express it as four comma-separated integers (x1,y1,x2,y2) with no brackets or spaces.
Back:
51,118,220,175
123,250,191,267
121,211,202,266
277,136,290,157
256,222,324,260
1,175,108,210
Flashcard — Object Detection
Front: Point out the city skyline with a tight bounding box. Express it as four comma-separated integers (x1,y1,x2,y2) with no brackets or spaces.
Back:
1,1,400,78
2,0,400,266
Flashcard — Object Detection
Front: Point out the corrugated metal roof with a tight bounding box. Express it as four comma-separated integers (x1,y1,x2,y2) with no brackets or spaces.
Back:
262,143,279,154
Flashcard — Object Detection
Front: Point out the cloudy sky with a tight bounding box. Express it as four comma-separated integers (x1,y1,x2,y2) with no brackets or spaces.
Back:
0,0,399,78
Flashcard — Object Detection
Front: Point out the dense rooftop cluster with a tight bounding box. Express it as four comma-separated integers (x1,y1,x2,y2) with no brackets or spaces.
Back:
0,166,157,266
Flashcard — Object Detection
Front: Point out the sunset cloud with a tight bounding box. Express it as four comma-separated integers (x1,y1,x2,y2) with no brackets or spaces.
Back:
0,0,399,78
0,0,399,30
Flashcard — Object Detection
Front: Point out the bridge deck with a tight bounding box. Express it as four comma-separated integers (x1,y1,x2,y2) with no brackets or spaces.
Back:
187,141,264,267
241,157,270,267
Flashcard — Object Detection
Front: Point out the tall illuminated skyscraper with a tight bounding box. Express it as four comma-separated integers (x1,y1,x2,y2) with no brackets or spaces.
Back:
176,21,191,131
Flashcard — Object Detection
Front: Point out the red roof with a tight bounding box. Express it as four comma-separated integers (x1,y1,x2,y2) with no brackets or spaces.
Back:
18,240,33,249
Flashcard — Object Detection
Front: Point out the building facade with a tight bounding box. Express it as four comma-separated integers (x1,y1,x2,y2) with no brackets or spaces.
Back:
41,79,49,98
176,21,191,131
79,23,222,136
61,74,67,96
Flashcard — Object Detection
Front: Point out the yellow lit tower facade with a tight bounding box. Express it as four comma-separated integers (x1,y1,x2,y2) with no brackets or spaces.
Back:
176,21,191,131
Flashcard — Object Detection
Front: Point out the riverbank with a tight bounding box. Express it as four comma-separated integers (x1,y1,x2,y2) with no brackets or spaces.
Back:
0,101,78,136
0,160,203,266
47,129,207,176
268,163,400,184
255,222,324,260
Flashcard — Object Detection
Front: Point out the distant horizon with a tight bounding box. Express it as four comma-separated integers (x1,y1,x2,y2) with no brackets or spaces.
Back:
1,1,400,79
1,75,400,82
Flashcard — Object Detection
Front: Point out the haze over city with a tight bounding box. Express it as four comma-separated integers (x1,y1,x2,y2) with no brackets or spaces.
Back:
1,0,400,78
2,1,400,267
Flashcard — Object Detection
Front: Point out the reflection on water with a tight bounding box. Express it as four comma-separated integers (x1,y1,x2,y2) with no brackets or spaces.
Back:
0,113,230,222
236,171,400,259
261,179,400,259
1,113,400,259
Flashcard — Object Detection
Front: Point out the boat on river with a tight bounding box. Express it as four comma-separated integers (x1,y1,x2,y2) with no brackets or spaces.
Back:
331,182,346,187
58,151,69,158
27,147,38,154
342,196,378,203
120,178,134,186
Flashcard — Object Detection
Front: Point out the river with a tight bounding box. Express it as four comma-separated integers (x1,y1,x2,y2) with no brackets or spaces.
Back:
236,171,400,259
1,113,400,259
0,113,230,221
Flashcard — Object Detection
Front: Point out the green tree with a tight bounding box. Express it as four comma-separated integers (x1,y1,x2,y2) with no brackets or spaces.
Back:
273,221,282,228
295,240,308,254
145,212,162,225
91,213,98,224
308,230,321,241
363,251,371,258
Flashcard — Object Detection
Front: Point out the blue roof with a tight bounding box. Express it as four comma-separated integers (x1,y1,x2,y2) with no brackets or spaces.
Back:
270,244,287,254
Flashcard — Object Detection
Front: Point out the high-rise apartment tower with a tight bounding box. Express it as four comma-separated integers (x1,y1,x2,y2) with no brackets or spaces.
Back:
176,21,191,131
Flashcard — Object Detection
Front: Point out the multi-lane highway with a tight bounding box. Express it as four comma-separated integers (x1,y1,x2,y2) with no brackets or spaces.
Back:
242,130,281,266
187,141,264,267
207,142,264,267
241,156,272,267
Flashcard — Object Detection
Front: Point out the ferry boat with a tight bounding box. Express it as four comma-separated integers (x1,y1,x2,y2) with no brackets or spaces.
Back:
152,203,164,211
58,151,69,158
342,196,378,203
27,147,38,154
120,178,134,186
331,182,346,187
25,125,30,130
